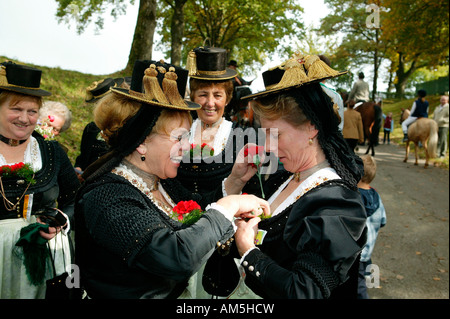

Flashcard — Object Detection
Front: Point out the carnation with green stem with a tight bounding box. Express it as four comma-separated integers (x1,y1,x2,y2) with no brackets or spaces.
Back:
170,200,204,225
0,162,36,185
244,145,265,200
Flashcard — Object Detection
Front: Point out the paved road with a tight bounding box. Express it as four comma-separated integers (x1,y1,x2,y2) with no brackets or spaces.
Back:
355,142,449,299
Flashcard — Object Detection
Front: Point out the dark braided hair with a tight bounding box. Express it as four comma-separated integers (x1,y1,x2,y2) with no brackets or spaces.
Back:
254,82,363,188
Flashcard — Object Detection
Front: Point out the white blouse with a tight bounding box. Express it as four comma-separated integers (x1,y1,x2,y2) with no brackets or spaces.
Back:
0,136,42,171
189,118,233,156
267,167,341,217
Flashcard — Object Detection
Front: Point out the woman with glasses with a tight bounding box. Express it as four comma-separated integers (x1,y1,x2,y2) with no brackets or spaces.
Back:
74,60,269,299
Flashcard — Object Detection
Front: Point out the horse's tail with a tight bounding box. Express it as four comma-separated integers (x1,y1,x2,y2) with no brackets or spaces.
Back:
428,120,439,158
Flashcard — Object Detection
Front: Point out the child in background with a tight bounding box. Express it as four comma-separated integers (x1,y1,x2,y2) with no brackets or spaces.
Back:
383,112,394,144
358,155,387,299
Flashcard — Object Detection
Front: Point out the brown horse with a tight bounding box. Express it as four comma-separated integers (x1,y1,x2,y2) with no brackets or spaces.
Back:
345,99,383,147
401,109,438,168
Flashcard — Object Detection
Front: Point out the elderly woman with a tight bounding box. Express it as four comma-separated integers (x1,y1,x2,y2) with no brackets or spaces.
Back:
215,54,367,299
175,46,259,198
74,60,269,299
0,61,80,298
37,100,73,137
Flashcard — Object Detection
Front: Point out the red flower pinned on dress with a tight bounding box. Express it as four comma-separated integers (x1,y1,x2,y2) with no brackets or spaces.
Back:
171,200,204,225
185,143,214,159
0,162,36,185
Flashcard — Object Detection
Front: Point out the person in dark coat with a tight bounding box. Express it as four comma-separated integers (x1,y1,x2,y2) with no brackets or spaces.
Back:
0,61,80,298
74,59,269,299
206,53,367,299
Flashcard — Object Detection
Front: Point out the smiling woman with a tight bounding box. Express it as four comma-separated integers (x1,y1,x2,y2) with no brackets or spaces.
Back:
74,59,270,299
175,46,262,203
0,61,80,299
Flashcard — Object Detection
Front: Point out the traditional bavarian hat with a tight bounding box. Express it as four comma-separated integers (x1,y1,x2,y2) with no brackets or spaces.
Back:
112,59,200,111
186,47,237,81
243,53,363,187
0,61,51,97
242,52,347,101
85,78,116,103
81,60,200,181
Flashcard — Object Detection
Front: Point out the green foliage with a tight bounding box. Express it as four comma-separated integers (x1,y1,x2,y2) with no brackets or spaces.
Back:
1,55,128,164
319,0,386,90
157,0,304,77
54,0,134,34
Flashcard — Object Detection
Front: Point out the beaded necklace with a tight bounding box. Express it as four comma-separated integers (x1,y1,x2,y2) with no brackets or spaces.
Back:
111,162,174,214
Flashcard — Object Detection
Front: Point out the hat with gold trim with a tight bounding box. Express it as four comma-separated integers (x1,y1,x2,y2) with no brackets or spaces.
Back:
85,78,116,103
112,59,200,111
186,47,237,80
0,61,51,97
243,52,347,100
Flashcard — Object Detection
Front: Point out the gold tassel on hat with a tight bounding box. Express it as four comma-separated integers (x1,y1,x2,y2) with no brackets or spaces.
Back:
304,55,340,80
273,58,308,89
142,64,169,104
186,50,198,76
0,65,9,86
163,67,187,106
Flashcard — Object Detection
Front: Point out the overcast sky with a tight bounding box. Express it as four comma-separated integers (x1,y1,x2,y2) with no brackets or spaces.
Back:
0,0,328,74
1,0,383,92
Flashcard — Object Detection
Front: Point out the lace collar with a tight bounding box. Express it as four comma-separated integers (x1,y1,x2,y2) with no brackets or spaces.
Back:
268,167,341,217
112,162,176,214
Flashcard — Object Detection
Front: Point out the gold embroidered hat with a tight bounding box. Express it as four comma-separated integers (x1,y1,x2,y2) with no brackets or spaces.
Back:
242,52,347,100
186,47,237,80
0,61,51,97
112,59,200,111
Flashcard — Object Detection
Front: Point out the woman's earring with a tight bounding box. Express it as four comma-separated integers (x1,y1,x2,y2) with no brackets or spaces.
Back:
308,138,313,145
141,155,146,161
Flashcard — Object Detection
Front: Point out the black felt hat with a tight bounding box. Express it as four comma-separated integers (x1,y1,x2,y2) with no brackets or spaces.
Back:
186,47,237,80
85,78,116,103
0,61,51,97
243,53,347,101
112,60,200,111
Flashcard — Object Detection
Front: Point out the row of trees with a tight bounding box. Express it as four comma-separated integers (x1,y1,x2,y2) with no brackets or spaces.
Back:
320,0,449,98
55,0,449,98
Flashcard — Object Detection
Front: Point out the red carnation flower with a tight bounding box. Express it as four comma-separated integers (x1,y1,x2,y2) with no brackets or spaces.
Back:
171,200,203,225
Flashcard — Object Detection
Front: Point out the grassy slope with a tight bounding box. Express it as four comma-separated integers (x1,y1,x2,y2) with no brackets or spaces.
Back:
2,55,128,163
2,56,447,168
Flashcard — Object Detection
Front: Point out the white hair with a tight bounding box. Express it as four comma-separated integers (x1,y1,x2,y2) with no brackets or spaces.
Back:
39,101,73,132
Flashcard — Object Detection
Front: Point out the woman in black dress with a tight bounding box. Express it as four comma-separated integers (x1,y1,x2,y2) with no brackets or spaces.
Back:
0,61,80,298
74,60,268,299
216,54,367,299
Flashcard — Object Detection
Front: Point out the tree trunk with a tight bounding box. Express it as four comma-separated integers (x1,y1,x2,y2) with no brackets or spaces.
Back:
372,29,379,101
170,0,187,66
394,52,417,99
125,0,157,73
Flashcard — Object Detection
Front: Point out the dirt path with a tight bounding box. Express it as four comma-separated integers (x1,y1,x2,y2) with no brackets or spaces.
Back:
355,142,449,299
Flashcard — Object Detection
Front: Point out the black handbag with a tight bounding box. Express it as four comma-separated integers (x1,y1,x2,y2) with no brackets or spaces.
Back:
202,248,241,297
45,236,80,299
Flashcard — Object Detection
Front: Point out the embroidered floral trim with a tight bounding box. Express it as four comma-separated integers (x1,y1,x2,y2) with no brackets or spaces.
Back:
295,176,330,200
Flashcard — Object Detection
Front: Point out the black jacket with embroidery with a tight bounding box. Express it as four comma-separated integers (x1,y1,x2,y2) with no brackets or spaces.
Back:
205,169,367,299
74,172,234,299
